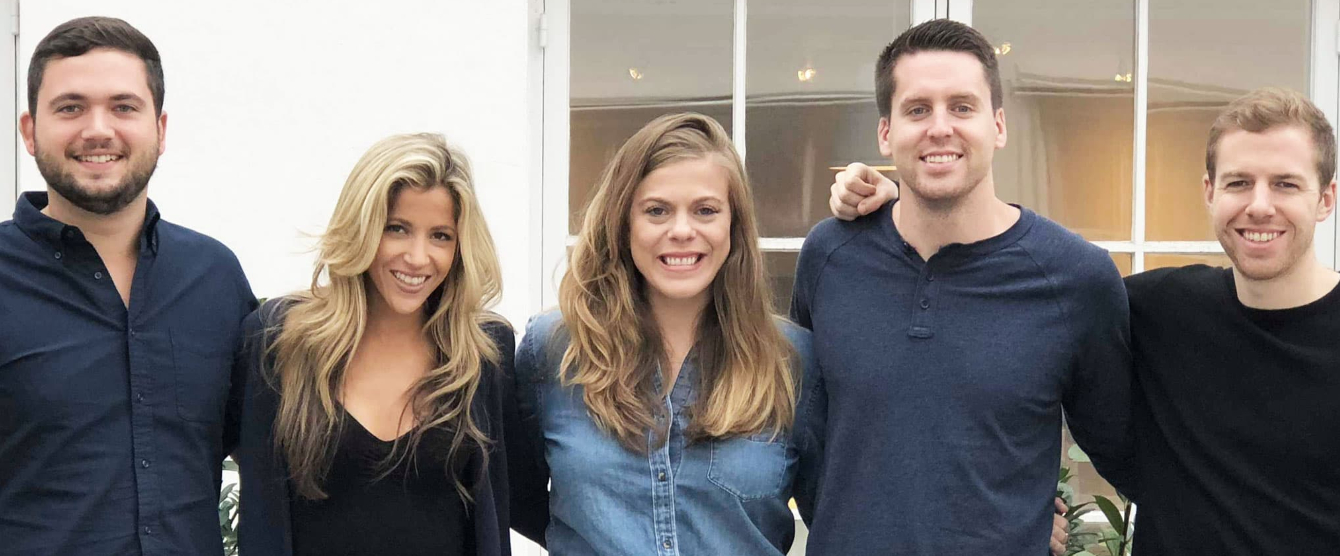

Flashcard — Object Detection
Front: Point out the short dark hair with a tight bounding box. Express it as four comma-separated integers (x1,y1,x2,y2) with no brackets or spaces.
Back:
1206,87,1336,187
875,19,1002,119
28,16,164,117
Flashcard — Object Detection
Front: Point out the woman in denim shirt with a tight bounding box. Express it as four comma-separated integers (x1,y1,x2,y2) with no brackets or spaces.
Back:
506,113,823,555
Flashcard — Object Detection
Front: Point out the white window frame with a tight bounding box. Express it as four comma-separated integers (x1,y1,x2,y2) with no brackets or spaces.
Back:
539,0,1340,310
2,0,17,220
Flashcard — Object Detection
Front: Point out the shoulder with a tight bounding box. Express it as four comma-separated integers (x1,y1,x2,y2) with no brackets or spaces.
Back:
1125,264,1225,307
802,209,882,258
1018,214,1120,285
157,219,243,269
480,313,516,352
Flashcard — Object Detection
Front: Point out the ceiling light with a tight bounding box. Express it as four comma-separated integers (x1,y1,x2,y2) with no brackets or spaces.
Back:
994,42,1012,56
628,68,643,81
797,68,816,82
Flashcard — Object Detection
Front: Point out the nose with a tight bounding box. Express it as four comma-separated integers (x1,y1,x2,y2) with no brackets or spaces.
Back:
403,235,431,266
80,107,115,141
668,212,696,241
1244,181,1276,219
927,109,953,139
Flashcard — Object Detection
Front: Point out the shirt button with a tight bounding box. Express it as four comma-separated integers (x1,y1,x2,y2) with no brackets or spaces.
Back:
657,472,666,482
143,525,152,535
94,272,103,280
136,392,144,402
663,540,672,549
926,273,934,281
920,298,930,309
140,459,150,468
53,252,62,260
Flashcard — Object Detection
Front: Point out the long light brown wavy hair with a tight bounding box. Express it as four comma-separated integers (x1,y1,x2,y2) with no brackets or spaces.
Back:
558,113,795,453
268,133,503,500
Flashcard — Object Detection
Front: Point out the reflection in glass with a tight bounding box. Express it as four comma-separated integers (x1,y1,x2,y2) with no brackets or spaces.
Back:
1146,0,1310,240
764,251,800,315
1110,252,1133,277
746,0,909,237
569,0,734,234
974,1,1136,241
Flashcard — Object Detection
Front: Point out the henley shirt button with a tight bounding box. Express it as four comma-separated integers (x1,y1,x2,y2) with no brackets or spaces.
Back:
53,252,62,260
136,392,145,402
94,272,103,280
926,273,933,281
140,459,150,468
920,298,930,309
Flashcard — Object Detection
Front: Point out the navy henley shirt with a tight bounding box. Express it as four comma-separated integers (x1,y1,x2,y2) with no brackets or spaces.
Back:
0,192,256,556
791,201,1136,555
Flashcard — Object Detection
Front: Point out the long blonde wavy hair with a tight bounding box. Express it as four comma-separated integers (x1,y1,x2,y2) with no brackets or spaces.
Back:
558,113,796,453
268,133,503,500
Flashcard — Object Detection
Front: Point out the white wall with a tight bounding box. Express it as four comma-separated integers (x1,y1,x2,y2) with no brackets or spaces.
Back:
18,0,543,327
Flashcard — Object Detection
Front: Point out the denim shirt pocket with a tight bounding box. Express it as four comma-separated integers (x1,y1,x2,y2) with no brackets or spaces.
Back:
708,432,796,501
170,327,233,423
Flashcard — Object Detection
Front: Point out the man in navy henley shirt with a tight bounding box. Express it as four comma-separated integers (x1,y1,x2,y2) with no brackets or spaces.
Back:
790,20,1137,555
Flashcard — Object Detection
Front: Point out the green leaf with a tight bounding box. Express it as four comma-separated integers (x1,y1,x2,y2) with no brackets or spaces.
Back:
1093,495,1126,531
1067,444,1090,463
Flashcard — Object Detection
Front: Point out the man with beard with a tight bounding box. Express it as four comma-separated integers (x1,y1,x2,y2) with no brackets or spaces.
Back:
0,17,255,556
827,87,1340,552
789,19,1136,555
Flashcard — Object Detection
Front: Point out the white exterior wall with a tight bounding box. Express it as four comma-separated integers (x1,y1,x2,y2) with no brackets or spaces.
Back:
17,0,543,327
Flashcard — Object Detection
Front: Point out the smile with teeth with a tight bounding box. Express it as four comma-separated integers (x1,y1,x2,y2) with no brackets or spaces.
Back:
391,270,428,286
661,255,702,267
922,153,962,163
1241,231,1281,243
75,154,123,163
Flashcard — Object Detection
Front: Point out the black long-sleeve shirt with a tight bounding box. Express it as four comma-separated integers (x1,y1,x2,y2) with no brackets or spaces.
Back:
1128,265,1340,555
0,192,256,556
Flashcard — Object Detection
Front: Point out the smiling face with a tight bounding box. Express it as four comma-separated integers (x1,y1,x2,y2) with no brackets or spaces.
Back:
1205,125,1337,282
20,48,166,215
628,157,733,311
366,186,459,317
878,50,1006,205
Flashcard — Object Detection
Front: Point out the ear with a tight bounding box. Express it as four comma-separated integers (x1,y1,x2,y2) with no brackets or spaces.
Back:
993,107,1008,149
19,112,37,156
877,117,893,159
156,111,168,155
1202,173,1216,209
1317,178,1337,222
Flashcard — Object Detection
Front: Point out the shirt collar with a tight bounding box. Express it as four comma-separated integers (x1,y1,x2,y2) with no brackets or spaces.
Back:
13,191,162,255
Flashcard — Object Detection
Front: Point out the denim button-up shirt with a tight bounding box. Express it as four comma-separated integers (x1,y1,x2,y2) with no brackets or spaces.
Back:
507,311,822,556
0,192,256,556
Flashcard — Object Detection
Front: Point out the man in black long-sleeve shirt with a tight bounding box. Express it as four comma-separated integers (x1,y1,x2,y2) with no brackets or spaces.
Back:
828,86,1340,554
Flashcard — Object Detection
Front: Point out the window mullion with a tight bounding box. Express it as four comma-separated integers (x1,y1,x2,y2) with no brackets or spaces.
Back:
1132,0,1150,273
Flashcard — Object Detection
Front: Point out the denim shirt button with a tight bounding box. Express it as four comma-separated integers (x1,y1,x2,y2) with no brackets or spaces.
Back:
658,471,666,481
662,539,672,549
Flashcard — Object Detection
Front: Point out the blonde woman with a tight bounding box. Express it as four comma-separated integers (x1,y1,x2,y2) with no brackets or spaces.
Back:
236,133,514,556
506,113,822,555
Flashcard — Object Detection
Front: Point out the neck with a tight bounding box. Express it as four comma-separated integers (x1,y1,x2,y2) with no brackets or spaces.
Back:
42,189,147,260
365,294,429,340
1233,254,1340,310
892,178,1020,259
649,291,707,365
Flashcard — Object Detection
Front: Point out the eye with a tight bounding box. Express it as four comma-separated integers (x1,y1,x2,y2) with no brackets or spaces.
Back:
113,104,138,113
952,104,973,113
907,106,929,116
384,223,407,234
432,231,455,242
645,206,669,217
55,105,81,114
1275,181,1300,190
695,205,721,217
1225,180,1250,189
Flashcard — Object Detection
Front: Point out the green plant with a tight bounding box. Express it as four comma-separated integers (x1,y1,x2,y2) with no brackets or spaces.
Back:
1063,445,1134,556
220,457,240,556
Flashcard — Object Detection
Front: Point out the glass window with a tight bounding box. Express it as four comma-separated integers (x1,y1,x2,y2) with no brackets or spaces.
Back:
569,0,735,233
973,0,1136,241
1146,0,1311,240
1146,252,1231,270
746,0,909,237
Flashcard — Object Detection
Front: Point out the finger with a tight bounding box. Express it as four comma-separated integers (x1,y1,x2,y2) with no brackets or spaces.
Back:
829,193,858,221
850,162,887,186
1050,537,1065,556
1055,497,1068,514
838,172,879,197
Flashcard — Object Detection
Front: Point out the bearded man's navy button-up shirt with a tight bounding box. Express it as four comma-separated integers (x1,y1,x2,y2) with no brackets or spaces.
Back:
0,192,256,556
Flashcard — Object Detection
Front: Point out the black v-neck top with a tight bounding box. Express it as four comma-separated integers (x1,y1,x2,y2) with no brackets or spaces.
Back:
290,408,475,556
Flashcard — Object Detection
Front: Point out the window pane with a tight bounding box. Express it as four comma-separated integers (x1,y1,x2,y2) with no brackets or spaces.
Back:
1110,252,1133,277
1146,0,1311,241
1145,252,1231,270
973,1,1136,241
570,0,735,234
745,0,909,237
764,250,800,315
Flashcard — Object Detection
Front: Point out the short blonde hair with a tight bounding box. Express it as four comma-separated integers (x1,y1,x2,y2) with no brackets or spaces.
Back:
1206,87,1336,186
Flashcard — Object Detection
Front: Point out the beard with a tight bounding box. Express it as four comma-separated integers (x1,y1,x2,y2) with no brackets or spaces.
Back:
34,141,159,216
1219,226,1312,282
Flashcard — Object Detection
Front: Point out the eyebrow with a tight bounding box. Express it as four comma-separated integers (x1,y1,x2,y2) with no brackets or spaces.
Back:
1220,171,1308,182
47,92,148,107
387,217,458,233
637,195,727,205
898,92,982,109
